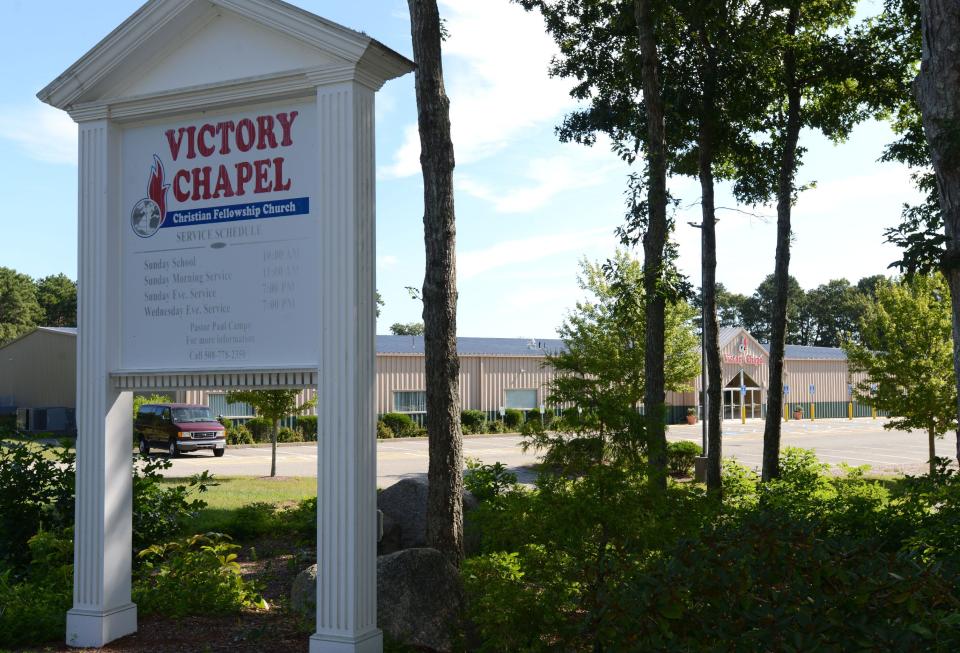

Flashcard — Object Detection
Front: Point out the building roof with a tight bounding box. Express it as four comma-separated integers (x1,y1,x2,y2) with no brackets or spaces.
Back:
11,327,848,360
763,343,848,360
37,327,78,336
377,335,566,357
719,325,846,360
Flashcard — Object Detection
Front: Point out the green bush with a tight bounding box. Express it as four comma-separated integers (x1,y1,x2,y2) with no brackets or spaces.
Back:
521,415,552,437
525,408,554,428
285,496,318,544
0,528,73,647
133,456,213,552
277,426,302,443
217,416,233,430
503,408,524,430
461,410,487,434
465,459,518,502
226,424,254,445
377,420,395,439
245,416,272,442
134,533,265,616
380,412,418,438
0,441,74,571
666,440,702,477
486,420,507,434
226,502,283,540
462,448,960,652
297,415,318,441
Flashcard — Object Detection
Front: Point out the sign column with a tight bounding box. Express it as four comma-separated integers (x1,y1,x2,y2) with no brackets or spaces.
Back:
312,79,380,653
66,118,137,647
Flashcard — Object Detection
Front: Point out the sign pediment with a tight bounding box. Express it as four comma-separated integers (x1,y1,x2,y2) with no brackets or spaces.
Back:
38,0,413,118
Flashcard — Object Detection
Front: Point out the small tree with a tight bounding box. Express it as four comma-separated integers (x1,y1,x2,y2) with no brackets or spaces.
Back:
845,274,957,475
538,252,700,472
225,390,316,477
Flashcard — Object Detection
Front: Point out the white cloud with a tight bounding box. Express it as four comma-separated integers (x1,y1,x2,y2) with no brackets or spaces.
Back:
382,0,576,178
378,254,399,268
457,141,622,213
458,227,613,280
0,102,76,165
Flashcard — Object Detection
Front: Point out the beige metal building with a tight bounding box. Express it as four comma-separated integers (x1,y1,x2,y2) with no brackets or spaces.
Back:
0,327,78,430
1,327,871,429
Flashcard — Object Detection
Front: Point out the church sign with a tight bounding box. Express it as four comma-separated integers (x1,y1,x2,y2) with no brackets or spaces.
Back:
39,1,412,651
122,101,319,371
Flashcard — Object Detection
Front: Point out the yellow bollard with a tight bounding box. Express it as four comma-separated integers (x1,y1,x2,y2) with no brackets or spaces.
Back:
784,402,789,422
848,402,853,420
741,404,746,424
810,403,815,421
872,406,877,420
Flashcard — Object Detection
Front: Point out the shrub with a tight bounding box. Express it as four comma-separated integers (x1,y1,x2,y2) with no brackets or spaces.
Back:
285,496,318,544
503,408,524,430
461,410,487,434
0,442,74,571
134,533,266,616
380,412,417,438
465,459,518,502
0,528,73,647
277,426,302,443
377,420,395,439
666,440,702,477
217,416,233,430
226,424,254,445
486,420,507,434
226,502,283,540
525,408,554,428
132,456,213,551
297,415,318,441
520,418,546,437
245,416,272,442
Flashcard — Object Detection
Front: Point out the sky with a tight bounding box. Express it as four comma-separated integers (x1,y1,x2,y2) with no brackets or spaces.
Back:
0,0,924,338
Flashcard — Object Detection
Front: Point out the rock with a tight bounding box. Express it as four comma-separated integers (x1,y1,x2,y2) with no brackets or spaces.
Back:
378,548,463,652
377,477,479,555
290,563,317,617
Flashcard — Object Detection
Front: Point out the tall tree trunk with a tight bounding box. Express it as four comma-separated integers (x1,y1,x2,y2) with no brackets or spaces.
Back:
698,34,723,494
409,0,465,567
634,0,669,492
915,0,960,466
271,417,279,478
928,425,936,476
762,7,801,482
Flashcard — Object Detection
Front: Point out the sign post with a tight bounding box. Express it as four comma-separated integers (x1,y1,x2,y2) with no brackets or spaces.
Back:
783,384,790,422
809,384,816,421
39,2,412,650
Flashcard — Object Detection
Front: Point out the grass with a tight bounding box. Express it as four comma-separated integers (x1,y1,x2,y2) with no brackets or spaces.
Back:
161,475,316,533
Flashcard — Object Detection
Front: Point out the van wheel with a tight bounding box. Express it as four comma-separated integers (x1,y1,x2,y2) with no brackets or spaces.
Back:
138,437,149,456
168,440,179,458
213,448,225,457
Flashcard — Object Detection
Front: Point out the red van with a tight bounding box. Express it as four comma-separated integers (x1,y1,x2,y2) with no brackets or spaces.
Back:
135,403,226,458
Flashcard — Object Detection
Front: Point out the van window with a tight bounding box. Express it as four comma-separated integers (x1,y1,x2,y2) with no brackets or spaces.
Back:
172,407,215,423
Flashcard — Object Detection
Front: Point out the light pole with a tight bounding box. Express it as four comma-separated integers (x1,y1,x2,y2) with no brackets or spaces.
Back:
688,221,707,454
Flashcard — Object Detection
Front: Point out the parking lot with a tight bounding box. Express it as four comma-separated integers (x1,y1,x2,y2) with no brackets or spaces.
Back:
161,418,957,486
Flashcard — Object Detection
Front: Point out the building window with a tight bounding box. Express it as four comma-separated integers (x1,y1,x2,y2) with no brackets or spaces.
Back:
505,389,538,410
394,390,426,413
207,393,253,418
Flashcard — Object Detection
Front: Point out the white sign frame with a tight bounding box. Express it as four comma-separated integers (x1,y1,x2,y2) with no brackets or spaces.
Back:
38,2,412,651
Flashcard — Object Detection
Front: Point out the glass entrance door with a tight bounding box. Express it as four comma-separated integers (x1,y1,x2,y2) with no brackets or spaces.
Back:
722,376,763,420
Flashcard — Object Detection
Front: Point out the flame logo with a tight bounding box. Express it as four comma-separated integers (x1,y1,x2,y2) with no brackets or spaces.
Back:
147,154,169,221
738,336,747,353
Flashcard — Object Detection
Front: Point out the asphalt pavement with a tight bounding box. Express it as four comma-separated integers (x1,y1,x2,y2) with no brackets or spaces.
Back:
160,418,957,487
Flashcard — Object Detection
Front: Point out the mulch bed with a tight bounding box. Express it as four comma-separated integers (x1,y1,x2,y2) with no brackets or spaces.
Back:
20,539,316,653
